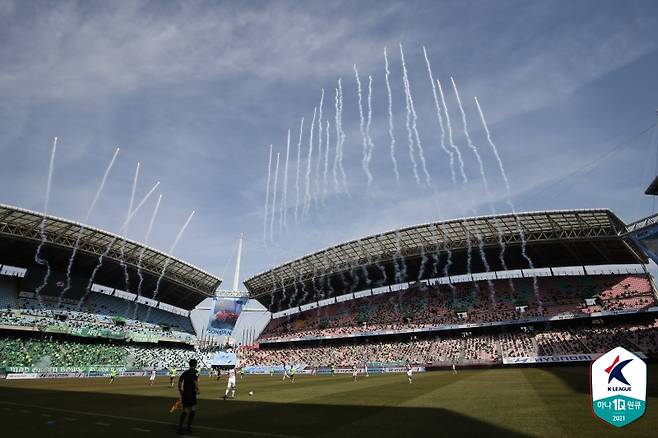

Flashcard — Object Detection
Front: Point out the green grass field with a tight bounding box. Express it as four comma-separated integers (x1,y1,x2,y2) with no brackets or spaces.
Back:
1,365,656,437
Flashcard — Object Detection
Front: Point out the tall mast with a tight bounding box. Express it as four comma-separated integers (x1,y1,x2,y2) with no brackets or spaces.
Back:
231,233,245,292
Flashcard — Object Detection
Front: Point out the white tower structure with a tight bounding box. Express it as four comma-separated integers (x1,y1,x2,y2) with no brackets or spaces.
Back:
230,233,244,293
190,233,271,346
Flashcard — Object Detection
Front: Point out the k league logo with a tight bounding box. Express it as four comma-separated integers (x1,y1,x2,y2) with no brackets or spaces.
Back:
591,346,647,427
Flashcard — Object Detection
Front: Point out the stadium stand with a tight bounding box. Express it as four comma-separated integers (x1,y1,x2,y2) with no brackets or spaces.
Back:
259,275,656,341
0,335,213,369
0,290,196,344
239,318,658,367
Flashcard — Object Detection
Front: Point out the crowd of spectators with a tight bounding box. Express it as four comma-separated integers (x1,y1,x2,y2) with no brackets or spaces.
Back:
260,275,655,341
0,336,209,370
240,319,658,367
0,295,195,343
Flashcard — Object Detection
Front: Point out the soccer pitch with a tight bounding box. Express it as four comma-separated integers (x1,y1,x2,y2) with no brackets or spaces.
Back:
1,365,655,437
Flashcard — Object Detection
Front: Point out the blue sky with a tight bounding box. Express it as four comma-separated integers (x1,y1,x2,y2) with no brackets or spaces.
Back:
1,0,657,287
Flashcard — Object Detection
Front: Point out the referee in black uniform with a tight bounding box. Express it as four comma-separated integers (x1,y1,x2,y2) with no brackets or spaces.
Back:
177,358,199,434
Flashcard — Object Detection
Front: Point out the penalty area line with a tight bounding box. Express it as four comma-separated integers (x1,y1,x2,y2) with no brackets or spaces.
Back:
0,401,304,438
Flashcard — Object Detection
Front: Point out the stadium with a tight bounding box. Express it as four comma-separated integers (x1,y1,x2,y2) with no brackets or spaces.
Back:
1,204,657,436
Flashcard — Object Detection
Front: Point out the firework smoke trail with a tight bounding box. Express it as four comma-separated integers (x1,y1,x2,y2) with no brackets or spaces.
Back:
494,219,515,292
148,210,195,316
61,147,120,303
269,152,280,241
474,96,538,297
324,254,336,296
299,267,310,306
286,274,298,311
349,258,359,293
279,276,288,311
336,79,349,194
264,145,273,242
303,107,317,219
465,227,473,279
399,45,420,185
269,273,277,309
134,194,162,319
431,238,441,279
384,47,400,183
323,120,330,201
339,265,349,292
451,77,489,194
315,89,325,204
302,268,313,306
34,137,58,304
359,241,372,287
418,242,428,280
377,256,388,286
451,77,502,300
400,44,431,186
282,129,291,230
332,87,341,193
437,79,467,183
422,46,455,184
443,242,456,299
366,75,376,187
120,161,141,296
476,232,495,300
354,65,373,189
294,118,304,225
78,181,160,311
393,230,408,284
292,270,300,307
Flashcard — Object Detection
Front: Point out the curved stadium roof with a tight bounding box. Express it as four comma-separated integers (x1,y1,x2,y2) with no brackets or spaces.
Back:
244,209,646,312
0,203,221,309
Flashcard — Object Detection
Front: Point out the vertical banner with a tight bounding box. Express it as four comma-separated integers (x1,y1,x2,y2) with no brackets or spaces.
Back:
207,296,248,336
591,346,646,427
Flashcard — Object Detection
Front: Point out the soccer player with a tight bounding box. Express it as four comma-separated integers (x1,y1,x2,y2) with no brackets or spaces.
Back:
331,364,336,376
406,364,413,384
352,366,358,382
177,358,199,435
170,367,177,387
290,366,296,383
240,367,244,380
149,367,156,386
109,368,117,384
282,363,290,382
452,362,457,375
269,366,274,377
222,368,237,399
364,362,369,377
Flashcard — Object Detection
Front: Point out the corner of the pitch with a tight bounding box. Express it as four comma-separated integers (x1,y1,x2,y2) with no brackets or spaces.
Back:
591,346,647,428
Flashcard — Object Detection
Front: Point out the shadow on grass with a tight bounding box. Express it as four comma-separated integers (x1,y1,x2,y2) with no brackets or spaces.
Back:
0,385,531,438
534,363,658,397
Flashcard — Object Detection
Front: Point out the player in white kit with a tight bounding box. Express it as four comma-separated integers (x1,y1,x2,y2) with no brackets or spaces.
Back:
352,366,358,382
149,367,156,386
222,368,236,399
406,364,413,384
